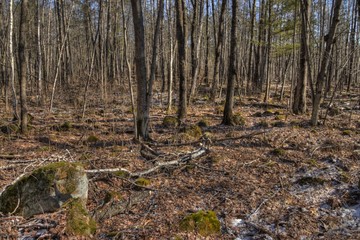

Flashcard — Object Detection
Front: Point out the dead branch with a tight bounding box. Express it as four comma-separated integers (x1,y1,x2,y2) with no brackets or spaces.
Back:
85,167,132,175
86,147,209,177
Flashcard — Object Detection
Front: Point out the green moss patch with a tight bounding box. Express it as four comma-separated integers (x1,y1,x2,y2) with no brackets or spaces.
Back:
275,115,286,121
60,121,72,131
65,198,96,236
271,148,286,156
233,113,246,126
263,109,275,116
306,159,319,167
179,210,221,236
114,170,130,178
181,125,202,139
163,116,179,128
135,178,151,186
342,130,352,136
87,135,99,143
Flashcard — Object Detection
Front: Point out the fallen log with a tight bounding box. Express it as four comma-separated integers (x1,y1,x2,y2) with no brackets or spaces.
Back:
85,147,209,177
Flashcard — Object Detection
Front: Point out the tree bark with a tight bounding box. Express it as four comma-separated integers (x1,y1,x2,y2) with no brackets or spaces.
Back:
222,0,238,125
311,0,342,126
37,0,44,106
189,0,204,103
211,0,227,101
175,0,187,120
131,0,150,140
246,0,256,95
18,0,29,134
147,0,164,108
122,0,137,136
293,0,311,114
9,0,19,120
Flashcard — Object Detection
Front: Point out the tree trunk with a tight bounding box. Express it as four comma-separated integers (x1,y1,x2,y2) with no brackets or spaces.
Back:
293,0,311,114
147,0,164,108
189,0,204,104
204,0,210,86
37,0,44,106
166,0,175,113
131,0,150,140
222,0,238,125
211,0,227,101
18,0,29,134
122,0,137,137
347,1,357,92
246,0,256,95
9,0,19,120
264,0,273,103
253,0,267,93
175,0,187,120
311,0,342,126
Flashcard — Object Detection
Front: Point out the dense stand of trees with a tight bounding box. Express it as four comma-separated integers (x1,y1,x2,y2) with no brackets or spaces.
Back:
0,0,359,138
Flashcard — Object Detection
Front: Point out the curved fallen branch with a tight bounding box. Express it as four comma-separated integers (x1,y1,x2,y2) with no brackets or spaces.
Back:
85,147,209,177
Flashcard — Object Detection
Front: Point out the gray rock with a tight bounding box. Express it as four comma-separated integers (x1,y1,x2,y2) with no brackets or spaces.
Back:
0,162,88,218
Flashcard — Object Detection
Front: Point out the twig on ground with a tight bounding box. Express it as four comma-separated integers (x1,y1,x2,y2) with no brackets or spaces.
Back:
247,190,278,221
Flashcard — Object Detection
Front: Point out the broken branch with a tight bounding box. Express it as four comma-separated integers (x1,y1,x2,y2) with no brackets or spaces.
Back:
85,147,209,177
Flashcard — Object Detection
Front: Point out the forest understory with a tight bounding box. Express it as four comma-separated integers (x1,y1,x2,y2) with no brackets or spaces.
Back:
0,86,359,239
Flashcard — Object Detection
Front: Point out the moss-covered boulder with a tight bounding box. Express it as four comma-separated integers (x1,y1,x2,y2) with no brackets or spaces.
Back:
181,125,202,139
170,125,203,143
0,162,88,218
180,210,221,236
163,116,180,128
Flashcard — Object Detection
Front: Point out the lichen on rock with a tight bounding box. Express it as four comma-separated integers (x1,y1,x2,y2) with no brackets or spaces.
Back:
0,162,88,218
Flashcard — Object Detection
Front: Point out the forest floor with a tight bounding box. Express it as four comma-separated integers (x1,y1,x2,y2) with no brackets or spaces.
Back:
0,89,359,239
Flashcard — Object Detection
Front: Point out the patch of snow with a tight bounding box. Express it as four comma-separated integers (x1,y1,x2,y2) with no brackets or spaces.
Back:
232,218,245,227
